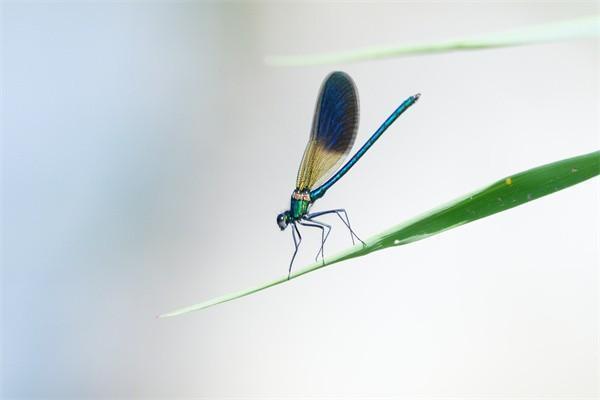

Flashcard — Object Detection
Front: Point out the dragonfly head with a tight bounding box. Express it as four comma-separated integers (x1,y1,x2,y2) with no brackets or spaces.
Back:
276,211,290,231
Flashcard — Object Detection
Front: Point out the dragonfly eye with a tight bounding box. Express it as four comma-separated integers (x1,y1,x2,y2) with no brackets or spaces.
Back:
276,212,289,230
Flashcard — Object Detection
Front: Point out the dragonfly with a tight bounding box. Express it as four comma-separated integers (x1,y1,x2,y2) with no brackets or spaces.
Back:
276,71,420,278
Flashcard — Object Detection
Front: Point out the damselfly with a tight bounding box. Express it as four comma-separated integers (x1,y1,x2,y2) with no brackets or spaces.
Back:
277,72,420,278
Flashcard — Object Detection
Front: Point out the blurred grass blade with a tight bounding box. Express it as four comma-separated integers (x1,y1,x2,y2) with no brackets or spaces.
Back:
265,15,600,66
160,150,600,318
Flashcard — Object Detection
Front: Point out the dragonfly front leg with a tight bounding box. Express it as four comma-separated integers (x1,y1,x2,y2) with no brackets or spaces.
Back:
288,223,302,280
306,208,366,247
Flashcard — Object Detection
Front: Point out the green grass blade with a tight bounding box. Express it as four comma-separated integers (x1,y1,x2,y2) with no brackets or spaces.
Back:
159,151,600,318
264,15,600,66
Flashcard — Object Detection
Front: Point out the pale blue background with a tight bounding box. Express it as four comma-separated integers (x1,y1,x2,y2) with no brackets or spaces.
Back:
2,1,599,398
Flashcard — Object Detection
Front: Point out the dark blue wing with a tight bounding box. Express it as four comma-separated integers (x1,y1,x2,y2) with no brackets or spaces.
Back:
296,71,359,190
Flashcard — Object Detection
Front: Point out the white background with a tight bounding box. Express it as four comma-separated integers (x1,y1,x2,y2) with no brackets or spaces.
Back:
2,2,599,398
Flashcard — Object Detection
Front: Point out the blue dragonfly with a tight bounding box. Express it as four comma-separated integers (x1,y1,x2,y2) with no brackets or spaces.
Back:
277,72,420,278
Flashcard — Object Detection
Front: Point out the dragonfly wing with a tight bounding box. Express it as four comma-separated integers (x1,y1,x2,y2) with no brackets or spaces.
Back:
296,71,359,191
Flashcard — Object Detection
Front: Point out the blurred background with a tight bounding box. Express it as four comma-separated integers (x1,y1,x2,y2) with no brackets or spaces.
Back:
2,1,599,398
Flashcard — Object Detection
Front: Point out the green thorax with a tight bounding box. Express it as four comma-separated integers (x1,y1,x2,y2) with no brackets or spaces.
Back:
290,189,312,220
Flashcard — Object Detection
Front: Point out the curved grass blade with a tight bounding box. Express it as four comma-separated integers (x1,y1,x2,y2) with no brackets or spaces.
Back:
159,150,600,318
265,15,600,67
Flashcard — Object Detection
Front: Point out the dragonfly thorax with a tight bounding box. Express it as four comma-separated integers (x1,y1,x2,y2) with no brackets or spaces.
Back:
276,189,313,230
290,189,312,220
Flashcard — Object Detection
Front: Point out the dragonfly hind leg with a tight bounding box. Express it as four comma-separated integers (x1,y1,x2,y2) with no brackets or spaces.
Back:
306,208,366,247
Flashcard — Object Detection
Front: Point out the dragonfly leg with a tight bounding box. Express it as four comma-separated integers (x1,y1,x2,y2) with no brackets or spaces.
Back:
306,208,366,247
288,223,302,280
297,220,326,265
300,218,331,264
